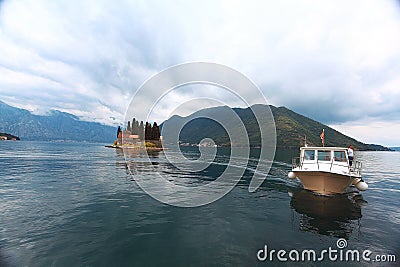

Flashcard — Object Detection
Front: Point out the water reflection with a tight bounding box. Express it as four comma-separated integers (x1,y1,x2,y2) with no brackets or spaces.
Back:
114,148,128,170
116,148,164,178
290,189,366,239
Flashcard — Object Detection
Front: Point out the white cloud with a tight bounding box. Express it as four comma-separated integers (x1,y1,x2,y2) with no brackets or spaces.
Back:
0,0,399,145
145,84,248,123
330,119,400,147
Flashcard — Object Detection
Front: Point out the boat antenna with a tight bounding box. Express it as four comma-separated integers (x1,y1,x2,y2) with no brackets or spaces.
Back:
304,135,307,147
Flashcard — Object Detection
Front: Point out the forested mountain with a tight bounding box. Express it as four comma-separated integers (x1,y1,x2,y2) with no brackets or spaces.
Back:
161,104,391,151
0,100,115,142
1,99,391,150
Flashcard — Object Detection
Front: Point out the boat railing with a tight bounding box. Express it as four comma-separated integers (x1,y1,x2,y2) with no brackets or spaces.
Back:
292,157,301,169
329,161,348,171
351,160,362,176
292,154,363,176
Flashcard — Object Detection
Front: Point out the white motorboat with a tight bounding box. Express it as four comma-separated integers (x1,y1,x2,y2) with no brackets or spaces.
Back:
288,146,368,195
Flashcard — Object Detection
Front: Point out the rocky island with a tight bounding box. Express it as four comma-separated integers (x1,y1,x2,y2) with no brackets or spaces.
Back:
107,118,163,150
0,132,20,141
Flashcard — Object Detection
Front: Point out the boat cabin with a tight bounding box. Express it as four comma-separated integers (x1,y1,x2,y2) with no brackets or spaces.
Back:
293,147,361,176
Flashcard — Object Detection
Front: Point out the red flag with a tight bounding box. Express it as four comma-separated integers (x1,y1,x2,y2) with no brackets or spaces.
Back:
320,129,325,146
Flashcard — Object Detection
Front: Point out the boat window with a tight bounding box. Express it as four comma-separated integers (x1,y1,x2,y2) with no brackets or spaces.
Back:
303,150,315,160
317,150,331,161
334,151,347,162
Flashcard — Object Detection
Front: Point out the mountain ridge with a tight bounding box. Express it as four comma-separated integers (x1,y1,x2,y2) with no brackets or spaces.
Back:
0,100,115,142
161,104,391,151
1,100,392,150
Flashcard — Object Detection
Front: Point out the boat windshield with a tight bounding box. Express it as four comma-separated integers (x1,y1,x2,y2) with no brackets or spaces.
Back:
317,150,331,161
334,151,347,162
303,150,315,160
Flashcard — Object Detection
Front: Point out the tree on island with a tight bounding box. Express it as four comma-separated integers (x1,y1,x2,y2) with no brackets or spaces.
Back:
131,118,139,135
126,118,161,141
139,121,144,139
145,122,152,140
117,126,122,139
151,122,160,140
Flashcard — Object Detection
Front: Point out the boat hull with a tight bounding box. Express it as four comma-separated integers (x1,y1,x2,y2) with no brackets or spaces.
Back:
294,171,353,195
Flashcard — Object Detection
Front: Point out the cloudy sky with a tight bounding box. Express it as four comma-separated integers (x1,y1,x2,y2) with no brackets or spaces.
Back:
0,0,399,146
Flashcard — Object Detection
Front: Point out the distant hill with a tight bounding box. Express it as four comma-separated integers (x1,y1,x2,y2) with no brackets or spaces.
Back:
0,132,20,140
0,100,115,142
161,104,391,151
269,105,390,150
390,147,400,151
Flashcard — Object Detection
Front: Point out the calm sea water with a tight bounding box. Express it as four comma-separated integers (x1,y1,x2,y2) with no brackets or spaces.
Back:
0,141,399,266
